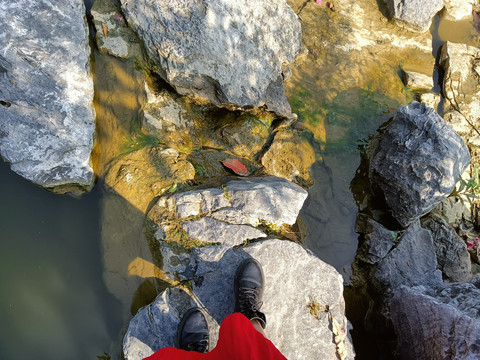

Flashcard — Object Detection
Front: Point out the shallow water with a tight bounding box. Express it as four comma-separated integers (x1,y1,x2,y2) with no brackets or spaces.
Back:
0,161,122,359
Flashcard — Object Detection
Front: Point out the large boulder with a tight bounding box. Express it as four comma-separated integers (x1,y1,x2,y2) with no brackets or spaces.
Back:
0,0,96,192
381,0,444,32
123,239,355,360
146,176,309,264
369,101,470,228
390,283,480,360
119,0,301,118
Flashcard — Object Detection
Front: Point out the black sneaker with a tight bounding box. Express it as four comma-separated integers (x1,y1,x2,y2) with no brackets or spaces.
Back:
177,308,209,353
234,258,267,329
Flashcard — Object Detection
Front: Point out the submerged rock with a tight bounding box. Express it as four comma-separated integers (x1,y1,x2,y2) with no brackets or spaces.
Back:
261,129,316,187
0,0,95,192
381,0,444,32
119,0,301,118
369,101,470,228
123,239,355,360
104,146,195,212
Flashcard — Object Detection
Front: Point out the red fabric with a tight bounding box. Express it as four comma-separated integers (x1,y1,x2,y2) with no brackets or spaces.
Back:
144,313,287,360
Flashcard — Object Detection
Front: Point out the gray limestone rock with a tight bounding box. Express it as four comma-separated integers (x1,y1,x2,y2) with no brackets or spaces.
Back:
0,0,96,192
356,216,396,265
90,0,137,58
370,101,470,228
381,0,444,32
421,213,472,282
119,0,301,118
181,217,266,246
226,177,308,226
373,220,442,294
123,239,355,360
390,284,480,360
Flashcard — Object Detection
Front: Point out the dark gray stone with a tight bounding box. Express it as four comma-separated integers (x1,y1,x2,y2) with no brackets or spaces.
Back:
356,217,396,265
381,0,444,32
373,220,442,294
390,284,480,360
123,239,355,360
421,213,472,282
370,101,470,228
0,0,96,191
119,0,301,118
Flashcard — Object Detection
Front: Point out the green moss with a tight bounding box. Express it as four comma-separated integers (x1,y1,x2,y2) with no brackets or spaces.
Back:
307,297,327,321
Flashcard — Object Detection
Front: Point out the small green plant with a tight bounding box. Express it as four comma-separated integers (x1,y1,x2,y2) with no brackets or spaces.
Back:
450,164,480,206
221,185,231,200
258,219,278,234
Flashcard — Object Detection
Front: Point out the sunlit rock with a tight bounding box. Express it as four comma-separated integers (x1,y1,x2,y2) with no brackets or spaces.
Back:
441,42,480,164
119,0,302,118
402,70,433,90
90,0,136,58
0,0,95,193
123,239,355,360
381,0,444,32
369,101,470,228
442,0,475,21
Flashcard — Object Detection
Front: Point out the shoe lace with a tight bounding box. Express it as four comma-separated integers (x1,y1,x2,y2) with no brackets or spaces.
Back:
185,336,209,353
239,287,263,316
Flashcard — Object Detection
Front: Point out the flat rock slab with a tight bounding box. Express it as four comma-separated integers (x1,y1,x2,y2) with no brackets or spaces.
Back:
369,101,470,228
123,239,355,360
0,0,95,191
381,0,444,32
119,0,301,117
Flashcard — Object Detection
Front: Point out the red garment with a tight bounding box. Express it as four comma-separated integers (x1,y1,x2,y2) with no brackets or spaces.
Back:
144,313,287,360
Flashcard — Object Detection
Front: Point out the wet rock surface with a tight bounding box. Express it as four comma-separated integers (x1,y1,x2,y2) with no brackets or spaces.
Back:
119,0,301,117
123,239,355,360
381,0,444,32
0,0,95,192
370,101,470,228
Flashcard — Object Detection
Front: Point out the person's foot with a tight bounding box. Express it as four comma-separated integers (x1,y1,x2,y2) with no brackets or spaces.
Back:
177,308,209,353
235,258,267,329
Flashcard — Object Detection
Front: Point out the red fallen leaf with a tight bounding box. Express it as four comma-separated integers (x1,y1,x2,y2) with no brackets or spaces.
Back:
221,158,248,176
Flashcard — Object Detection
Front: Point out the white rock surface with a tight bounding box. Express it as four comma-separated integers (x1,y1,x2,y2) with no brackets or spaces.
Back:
123,240,355,360
0,0,96,191
119,0,302,117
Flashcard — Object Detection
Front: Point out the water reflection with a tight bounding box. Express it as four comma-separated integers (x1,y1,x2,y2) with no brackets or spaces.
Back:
0,161,122,359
